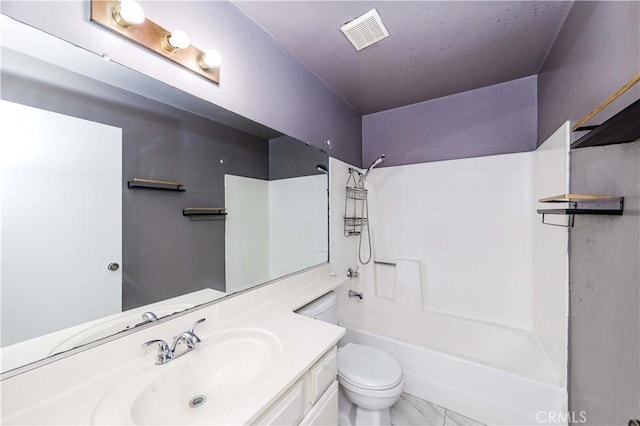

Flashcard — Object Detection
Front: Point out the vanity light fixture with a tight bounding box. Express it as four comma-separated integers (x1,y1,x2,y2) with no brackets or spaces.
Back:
91,0,220,84
112,0,145,27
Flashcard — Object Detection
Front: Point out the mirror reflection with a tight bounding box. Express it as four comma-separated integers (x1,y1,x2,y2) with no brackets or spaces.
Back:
0,32,328,373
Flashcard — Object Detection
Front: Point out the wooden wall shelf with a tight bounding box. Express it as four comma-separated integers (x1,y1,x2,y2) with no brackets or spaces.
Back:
571,99,640,149
537,194,624,227
538,194,620,203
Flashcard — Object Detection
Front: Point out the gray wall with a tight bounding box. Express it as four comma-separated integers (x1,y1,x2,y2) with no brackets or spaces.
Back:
361,75,537,168
269,135,328,180
1,1,362,167
2,53,270,309
535,2,640,422
537,1,640,145
568,141,640,424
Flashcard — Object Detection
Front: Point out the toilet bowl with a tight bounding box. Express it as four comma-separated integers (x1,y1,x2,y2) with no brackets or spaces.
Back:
295,292,405,425
337,342,405,425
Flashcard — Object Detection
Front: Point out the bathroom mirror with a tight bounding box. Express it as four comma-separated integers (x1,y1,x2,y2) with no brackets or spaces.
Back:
0,17,329,374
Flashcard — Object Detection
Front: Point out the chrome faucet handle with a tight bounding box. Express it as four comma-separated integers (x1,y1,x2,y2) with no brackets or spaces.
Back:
173,319,205,351
171,331,201,352
142,339,172,364
189,318,206,334
347,266,359,279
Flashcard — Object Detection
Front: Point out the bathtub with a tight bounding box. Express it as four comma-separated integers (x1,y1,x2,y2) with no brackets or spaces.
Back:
339,315,567,425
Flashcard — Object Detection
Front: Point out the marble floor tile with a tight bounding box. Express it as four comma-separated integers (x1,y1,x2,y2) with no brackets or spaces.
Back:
444,410,485,426
390,393,446,426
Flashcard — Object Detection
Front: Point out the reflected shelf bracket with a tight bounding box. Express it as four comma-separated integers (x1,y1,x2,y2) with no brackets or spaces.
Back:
182,207,227,217
128,178,186,191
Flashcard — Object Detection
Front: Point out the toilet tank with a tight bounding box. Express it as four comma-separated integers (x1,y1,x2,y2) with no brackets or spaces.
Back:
295,291,337,325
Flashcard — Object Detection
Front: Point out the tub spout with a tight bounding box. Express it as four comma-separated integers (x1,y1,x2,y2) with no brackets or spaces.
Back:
349,290,363,299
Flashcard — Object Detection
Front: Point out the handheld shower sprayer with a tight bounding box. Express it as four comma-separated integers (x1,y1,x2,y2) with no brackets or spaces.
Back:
353,154,385,265
316,164,328,174
358,154,385,186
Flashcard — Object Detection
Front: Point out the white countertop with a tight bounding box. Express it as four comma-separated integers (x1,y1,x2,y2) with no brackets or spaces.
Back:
1,265,347,425
0,288,227,373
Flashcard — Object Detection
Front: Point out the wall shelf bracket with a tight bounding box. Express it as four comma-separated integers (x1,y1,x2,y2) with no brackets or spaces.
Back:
537,194,624,228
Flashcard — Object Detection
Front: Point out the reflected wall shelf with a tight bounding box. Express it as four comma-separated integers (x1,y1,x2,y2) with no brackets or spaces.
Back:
128,178,185,192
182,207,227,217
537,194,624,227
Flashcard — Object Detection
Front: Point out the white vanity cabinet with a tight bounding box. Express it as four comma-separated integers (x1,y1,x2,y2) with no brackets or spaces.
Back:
255,347,338,425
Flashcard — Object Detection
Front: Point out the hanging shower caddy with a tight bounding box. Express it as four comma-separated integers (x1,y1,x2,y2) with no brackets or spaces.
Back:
344,168,368,236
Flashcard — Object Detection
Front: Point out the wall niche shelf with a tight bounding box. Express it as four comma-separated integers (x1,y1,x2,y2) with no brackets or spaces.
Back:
537,194,624,228
128,178,185,192
182,207,227,217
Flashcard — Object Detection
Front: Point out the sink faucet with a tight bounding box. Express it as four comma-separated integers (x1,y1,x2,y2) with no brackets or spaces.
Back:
133,311,159,328
141,311,159,323
142,318,206,365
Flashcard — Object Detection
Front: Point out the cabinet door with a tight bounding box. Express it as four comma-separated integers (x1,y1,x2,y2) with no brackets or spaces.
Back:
254,380,305,425
299,381,338,426
306,347,337,405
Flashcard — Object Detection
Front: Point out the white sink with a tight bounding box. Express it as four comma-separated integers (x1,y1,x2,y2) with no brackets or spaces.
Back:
92,328,282,425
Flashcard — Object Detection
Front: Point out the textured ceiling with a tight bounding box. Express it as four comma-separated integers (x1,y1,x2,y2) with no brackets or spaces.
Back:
232,1,573,114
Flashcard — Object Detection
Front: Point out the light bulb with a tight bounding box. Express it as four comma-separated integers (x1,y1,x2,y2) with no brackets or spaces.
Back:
162,29,190,53
112,0,145,27
199,49,222,70
167,30,190,49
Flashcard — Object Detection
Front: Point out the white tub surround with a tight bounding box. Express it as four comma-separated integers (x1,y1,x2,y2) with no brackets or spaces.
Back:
338,129,570,425
225,174,328,293
531,123,570,382
1,265,346,425
342,326,566,425
328,158,360,276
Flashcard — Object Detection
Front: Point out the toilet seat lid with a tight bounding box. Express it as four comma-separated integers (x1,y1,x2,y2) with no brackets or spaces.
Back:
337,343,403,390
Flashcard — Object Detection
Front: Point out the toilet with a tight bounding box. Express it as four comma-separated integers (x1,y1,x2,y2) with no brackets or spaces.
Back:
296,291,405,425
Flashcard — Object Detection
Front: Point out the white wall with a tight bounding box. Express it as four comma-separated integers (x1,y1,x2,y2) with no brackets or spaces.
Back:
224,175,269,294
268,175,328,279
361,153,535,328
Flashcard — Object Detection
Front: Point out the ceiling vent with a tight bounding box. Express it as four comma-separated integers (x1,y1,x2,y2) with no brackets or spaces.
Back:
340,9,389,51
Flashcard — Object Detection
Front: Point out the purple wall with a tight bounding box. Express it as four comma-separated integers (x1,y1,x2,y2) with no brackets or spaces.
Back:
362,75,537,168
0,2,362,166
537,1,640,145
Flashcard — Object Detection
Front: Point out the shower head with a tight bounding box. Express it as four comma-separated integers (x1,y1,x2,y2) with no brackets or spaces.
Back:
359,154,385,184
316,164,328,174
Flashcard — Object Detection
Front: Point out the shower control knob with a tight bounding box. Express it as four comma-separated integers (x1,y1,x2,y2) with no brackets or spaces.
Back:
107,262,120,271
